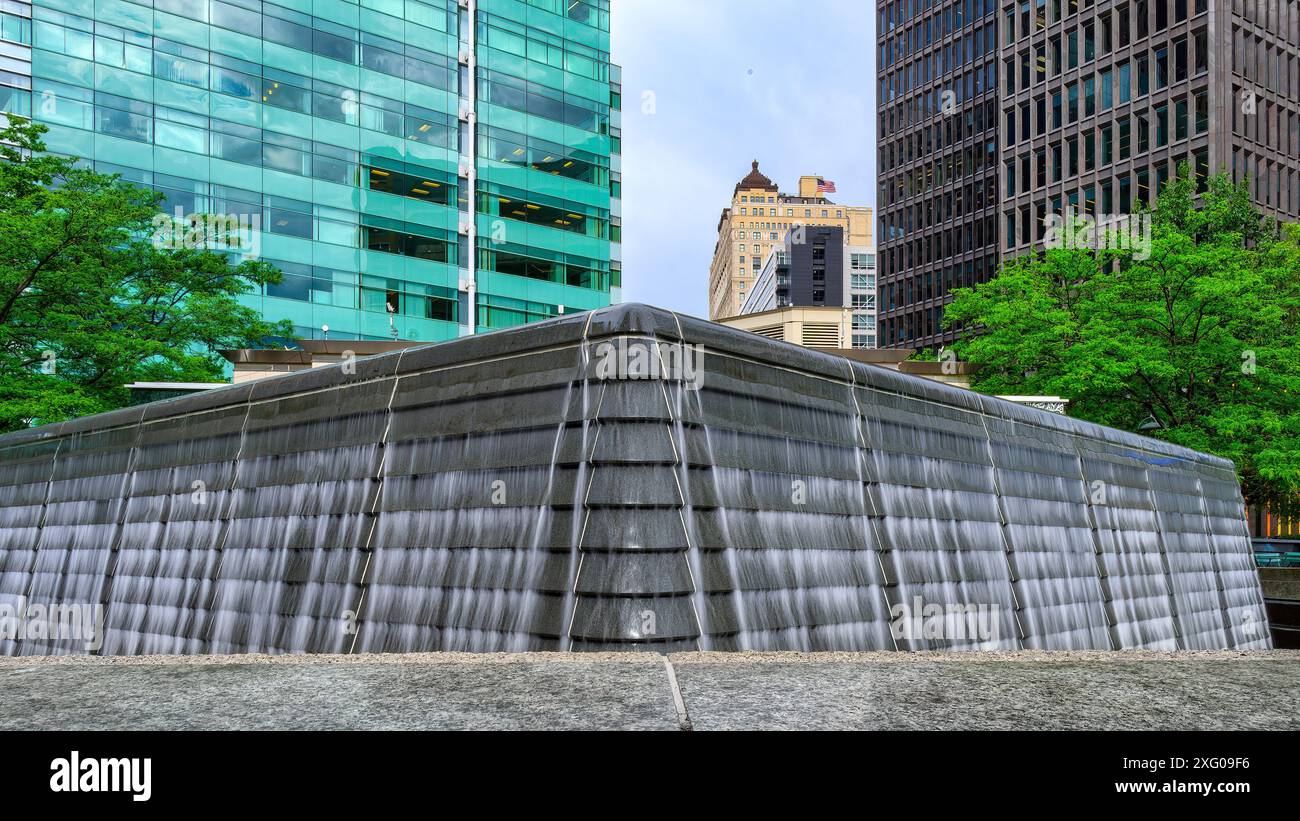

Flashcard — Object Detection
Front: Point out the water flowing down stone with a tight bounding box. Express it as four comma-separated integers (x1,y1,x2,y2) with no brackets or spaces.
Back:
0,305,1272,654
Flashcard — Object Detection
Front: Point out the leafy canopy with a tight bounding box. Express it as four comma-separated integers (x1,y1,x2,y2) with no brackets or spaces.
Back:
946,169,1300,510
0,118,291,432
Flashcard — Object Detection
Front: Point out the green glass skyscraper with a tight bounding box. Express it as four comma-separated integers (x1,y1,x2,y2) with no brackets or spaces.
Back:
0,0,620,342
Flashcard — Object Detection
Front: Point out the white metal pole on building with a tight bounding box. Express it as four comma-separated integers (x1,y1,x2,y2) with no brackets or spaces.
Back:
458,0,477,336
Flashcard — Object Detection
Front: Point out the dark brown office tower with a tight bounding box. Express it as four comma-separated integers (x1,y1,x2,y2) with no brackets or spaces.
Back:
877,0,1002,350
877,0,1300,349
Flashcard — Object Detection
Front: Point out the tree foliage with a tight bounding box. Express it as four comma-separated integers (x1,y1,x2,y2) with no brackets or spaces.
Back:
946,169,1300,510
0,118,291,432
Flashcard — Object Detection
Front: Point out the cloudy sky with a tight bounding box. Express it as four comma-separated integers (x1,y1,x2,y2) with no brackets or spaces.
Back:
611,0,877,318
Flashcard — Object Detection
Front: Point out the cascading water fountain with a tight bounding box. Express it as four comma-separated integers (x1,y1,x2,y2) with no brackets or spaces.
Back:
558,337,596,651
0,304,1273,655
684,410,751,650
503,375,579,652
982,418,1112,650
859,387,1022,651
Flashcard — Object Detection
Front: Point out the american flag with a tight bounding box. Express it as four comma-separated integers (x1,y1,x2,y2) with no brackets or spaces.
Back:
817,178,837,193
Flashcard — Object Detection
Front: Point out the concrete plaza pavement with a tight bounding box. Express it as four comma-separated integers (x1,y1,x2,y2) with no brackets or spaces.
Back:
1,650,1297,731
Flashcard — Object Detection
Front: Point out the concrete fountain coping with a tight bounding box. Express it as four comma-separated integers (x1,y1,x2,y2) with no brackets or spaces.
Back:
0,303,1234,472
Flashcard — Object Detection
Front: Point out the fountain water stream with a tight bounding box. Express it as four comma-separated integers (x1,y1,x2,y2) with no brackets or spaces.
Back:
0,305,1271,654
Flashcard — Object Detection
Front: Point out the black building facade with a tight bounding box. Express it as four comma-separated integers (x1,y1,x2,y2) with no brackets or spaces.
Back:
787,226,847,308
877,0,1002,350
876,0,1300,350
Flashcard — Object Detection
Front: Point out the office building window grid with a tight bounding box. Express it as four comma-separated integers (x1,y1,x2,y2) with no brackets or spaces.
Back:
0,0,619,342
877,0,1300,350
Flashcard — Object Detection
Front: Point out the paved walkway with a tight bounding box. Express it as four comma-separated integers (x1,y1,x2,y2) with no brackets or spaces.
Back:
2,651,1297,730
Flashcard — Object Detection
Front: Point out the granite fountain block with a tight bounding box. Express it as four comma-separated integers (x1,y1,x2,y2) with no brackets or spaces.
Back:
0,304,1272,654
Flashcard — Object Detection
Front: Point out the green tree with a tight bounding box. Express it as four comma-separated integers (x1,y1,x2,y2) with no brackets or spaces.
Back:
946,169,1300,510
0,118,291,432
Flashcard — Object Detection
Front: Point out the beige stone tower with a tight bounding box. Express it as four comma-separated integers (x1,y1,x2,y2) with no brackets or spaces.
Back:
709,161,872,320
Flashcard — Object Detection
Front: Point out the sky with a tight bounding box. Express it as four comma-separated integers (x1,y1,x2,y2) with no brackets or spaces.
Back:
611,0,877,319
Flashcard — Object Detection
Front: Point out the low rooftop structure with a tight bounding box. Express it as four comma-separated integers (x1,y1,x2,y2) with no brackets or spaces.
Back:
220,340,427,383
